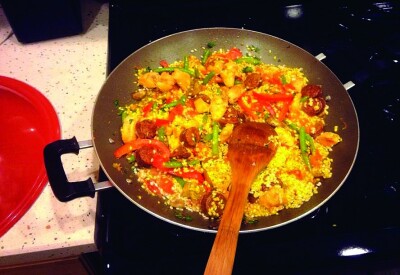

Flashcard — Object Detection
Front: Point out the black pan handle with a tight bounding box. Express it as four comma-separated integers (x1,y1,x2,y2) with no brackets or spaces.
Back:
44,136,95,202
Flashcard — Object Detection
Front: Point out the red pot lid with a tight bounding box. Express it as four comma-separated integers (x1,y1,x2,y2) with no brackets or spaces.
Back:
0,76,60,237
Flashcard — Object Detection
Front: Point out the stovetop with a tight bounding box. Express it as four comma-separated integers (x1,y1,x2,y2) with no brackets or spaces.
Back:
94,1,400,273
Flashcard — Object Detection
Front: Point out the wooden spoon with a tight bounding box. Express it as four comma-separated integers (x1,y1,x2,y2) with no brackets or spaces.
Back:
204,122,277,275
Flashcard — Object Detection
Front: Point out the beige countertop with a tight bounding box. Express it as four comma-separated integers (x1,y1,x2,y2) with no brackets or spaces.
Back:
0,0,108,265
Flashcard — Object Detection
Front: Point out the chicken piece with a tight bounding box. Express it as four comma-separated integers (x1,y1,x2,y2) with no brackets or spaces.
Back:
220,60,238,87
156,72,176,92
121,114,136,143
172,69,191,91
210,95,228,121
315,132,342,147
226,84,245,104
258,186,286,208
194,97,210,113
138,72,159,88
219,123,234,143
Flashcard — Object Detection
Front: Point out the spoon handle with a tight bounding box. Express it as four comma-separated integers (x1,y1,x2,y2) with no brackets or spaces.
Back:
204,167,258,275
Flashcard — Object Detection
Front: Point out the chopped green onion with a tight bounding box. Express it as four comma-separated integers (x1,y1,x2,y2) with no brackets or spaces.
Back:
126,154,136,163
300,96,309,103
207,41,216,48
174,211,193,221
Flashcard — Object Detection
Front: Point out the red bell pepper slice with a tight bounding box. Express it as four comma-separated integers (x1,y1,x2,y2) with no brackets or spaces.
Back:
253,91,293,102
168,104,183,121
114,138,170,159
237,92,260,120
155,119,170,127
277,100,291,121
142,101,154,117
225,47,242,60
168,169,205,183
151,154,205,183
143,176,174,195
159,59,169,68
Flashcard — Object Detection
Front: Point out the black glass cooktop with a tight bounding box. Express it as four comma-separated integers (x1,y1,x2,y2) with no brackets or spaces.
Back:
94,1,400,274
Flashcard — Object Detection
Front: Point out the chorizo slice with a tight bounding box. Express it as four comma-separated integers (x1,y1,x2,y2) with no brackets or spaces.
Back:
301,84,322,98
136,119,157,139
135,146,156,168
244,72,262,89
302,96,326,116
218,106,245,125
170,146,191,159
180,127,200,147
201,191,226,218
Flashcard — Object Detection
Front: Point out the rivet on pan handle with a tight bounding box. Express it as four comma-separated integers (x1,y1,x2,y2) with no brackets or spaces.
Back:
43,137,112,202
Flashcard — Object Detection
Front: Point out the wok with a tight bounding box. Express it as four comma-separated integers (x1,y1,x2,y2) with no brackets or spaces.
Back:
44,28,359,233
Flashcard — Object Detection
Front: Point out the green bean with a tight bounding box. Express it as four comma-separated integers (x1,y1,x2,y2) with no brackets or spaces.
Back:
299,126,311,170
163,160,183,168
183,55,189,69
162,100,180,110
203,71,215,85
301,152,311,170
212,121,220,156
173,176,186,188
202,49,211,65
153,67,175,73
161,96,186,110
306,134,315,153
299,127,307,152
235,56,261,65
153,67,195,76
157,126,166,143
179,68,195,76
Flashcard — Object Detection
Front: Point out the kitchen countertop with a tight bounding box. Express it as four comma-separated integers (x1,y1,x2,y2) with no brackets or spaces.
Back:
0,0,108,265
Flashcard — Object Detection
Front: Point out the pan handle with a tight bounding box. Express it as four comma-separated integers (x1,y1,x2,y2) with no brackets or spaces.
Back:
44,136,96,202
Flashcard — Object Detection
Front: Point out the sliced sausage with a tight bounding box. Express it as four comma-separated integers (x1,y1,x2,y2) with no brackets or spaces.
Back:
218,106,245,125
302,96,326,116
135,146,155,168
201,191,226,218
170,146,191,159
136,119,157,139
301,84,322,98
180,127,200,147
244,73,262,89
248,193,257,204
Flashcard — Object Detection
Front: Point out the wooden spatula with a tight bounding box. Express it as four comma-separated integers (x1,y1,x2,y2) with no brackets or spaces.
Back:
204,122,277,275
